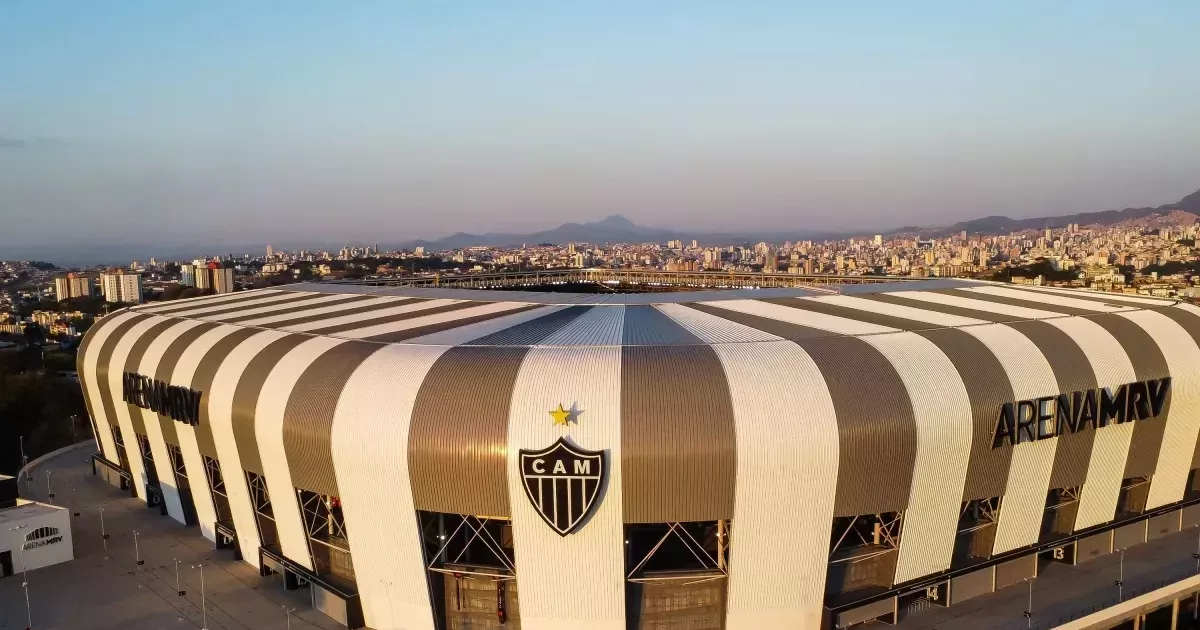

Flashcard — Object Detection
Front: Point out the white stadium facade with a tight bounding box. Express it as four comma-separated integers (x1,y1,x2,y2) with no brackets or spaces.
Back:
76,278,1200,629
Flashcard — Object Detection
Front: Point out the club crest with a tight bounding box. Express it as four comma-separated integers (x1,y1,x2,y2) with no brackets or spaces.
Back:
519,438,605,536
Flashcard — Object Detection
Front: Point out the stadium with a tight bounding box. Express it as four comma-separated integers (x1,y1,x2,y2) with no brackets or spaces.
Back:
75,277,1200,629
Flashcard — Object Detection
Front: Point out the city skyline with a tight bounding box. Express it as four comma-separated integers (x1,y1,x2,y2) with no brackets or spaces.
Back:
3,2,1200,250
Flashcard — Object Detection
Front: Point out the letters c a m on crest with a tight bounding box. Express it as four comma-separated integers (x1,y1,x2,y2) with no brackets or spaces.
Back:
518,438,606,536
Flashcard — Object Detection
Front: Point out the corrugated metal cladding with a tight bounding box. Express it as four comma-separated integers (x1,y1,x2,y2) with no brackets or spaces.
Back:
281,341,380,496
79,310,135,462
1089,314,1171,479
470,305,591,345
917,328,1015,500
230,335,309,475
620,344,736,523
75,283,1200,629
506,346,627,629
408,345,527,517
190,327,260,459
794,336,917,516
1005,319,1098,490
362,303,543,343
94,313,152,433
152,322,218,447
137,289,278,315
122,318,181,435
219,294,378,324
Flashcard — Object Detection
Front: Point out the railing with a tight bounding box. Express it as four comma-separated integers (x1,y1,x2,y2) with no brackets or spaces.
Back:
991,564,1199,630
333,268,916,290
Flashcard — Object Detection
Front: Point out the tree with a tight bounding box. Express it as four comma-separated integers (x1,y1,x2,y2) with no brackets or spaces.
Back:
22,323,45,347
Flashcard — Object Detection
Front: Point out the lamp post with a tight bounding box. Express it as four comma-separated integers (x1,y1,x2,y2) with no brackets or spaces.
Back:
281,604,296,629
19,435,28,482
1116,547,1126,603
1022,577,1033,628
99,507,109,558
191,563,208,630
9,525,32,629
174,558,185,596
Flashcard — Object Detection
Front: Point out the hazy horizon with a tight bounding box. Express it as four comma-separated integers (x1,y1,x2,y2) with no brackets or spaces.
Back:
3,2,1200,251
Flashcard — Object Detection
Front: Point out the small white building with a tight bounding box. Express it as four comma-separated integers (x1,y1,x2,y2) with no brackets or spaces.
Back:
0,477,73,576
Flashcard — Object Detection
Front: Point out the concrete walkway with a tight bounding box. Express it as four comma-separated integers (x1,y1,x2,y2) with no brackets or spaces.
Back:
0,444,355,630
893,524,1200,629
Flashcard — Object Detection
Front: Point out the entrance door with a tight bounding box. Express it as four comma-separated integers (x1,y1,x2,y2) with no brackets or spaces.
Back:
1,550,13,578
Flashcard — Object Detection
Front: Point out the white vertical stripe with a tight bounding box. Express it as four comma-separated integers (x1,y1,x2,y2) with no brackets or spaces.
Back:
538,306,625,346
160,291,316,318
1121,310,1200,509
1002,285,1177,306
1042,318,1136,531
195,293,357,322
105,316,165,502
331,345,446,630
134,320,204,524
279,299,461,332
254,336,348,570
962,285,1136,313
962,324,1060,555
335,301,533,340
404,306,565,346
234,296,400,326
208,329,288,565
807,295,990,327
170,325,244,542
697,299,898,335
133,289,279,313
82,311,139,463
863,333,971,584
654,303,783,343
882,291,1067,320
714,340,837,630
1177,303,1200,318
506,346,625,630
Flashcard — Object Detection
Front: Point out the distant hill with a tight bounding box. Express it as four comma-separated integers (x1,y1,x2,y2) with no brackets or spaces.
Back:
17,189,1200,265
893,189,1200,238
394,215,854,250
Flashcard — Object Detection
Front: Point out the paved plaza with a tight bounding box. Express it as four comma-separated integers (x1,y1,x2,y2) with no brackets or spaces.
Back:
0,443,354,630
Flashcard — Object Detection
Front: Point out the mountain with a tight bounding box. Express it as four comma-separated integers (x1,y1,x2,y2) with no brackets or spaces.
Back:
896,189,1200,238
399,215,678,250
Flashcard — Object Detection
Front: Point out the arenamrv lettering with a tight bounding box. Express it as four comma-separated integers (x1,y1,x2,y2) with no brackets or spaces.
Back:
122,372,202,427
992,378,1171,449
23,535,63,550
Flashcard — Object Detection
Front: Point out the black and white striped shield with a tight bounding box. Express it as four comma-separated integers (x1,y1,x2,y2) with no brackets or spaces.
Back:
519,438,605,536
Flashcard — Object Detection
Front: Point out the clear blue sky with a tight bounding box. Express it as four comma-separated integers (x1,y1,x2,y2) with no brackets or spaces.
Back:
2,1,1198,249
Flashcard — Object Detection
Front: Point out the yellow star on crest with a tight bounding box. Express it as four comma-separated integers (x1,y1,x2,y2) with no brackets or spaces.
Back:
549,403,571,426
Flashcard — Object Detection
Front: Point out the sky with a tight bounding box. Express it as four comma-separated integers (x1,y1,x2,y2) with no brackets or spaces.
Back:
2,1,1199,252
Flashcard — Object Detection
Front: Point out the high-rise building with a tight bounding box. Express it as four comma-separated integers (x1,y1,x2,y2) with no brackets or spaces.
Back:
99,271,143,304
266,244,274,259
195,267,212,291
54,277,70,302
54,273,95,301
181,264,196,287
213,267,235,294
